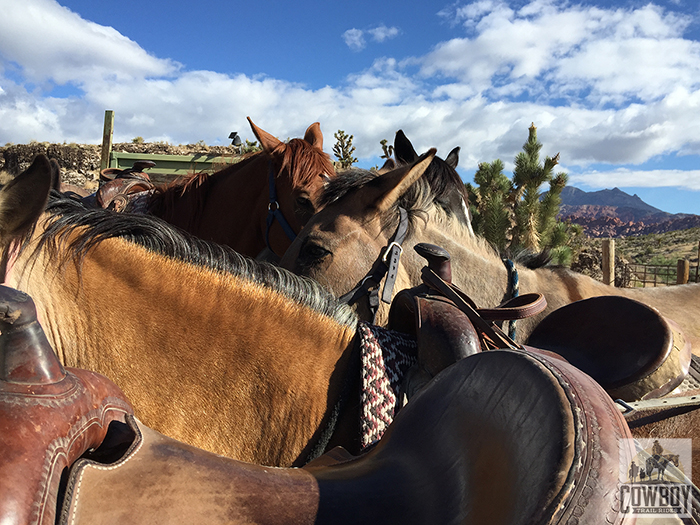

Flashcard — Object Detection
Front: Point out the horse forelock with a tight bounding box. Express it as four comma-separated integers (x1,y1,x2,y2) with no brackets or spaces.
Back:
275,138,335,190
319,167,466,242
32,193,358,329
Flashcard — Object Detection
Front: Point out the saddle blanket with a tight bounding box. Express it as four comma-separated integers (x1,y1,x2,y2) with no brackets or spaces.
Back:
358,322,417,449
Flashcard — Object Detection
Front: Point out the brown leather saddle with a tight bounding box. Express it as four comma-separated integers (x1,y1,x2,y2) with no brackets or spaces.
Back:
527,295,692,402
0,285,637,525
0,285,133,525
88,161,156,212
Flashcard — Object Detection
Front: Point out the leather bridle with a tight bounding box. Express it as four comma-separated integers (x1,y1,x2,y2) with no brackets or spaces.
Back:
338,207,409,323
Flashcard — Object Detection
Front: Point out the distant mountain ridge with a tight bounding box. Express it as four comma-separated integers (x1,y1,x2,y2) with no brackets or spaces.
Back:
558,186,700,237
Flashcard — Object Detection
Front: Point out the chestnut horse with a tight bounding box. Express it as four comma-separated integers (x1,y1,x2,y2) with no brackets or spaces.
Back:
141,118,335,259
0,155,431,467
280,151,700,353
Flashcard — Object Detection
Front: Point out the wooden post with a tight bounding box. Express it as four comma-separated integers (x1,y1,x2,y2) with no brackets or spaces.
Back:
602,238,615,286
697,241,700,283
677,259,690,285
100,110,114,171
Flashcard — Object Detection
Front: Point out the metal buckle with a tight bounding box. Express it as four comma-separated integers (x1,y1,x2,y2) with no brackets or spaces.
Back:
381,242,403,264
615,399,636,415
268,201,280,212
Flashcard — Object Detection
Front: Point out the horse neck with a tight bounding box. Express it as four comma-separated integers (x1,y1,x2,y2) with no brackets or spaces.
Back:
152,154,271,246
9,227,357,466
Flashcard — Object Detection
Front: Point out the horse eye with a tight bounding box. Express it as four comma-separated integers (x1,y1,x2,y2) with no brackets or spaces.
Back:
301,241,331,265
295,196,313,211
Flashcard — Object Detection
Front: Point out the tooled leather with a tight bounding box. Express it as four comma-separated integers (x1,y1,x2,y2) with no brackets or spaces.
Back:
0,368,133,525
525,348,635,524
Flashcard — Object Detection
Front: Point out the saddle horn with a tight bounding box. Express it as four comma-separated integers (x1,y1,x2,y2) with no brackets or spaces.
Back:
0,285,66,384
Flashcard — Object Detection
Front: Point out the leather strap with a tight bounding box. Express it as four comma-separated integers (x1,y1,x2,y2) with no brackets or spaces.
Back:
477,293,548,321
339,207,409,323
617,395,700,415
420,267,521,350
420,267,547,351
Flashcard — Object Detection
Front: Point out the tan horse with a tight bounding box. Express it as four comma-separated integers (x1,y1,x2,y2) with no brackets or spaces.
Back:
280,151,700,353
0,155,428,467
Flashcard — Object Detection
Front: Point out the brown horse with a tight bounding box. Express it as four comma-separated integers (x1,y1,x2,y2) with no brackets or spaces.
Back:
280,151,700,353
131,118,335,259
0,155,434,467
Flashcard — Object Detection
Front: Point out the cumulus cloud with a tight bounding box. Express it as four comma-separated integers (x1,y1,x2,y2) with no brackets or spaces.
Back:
4,0,700,211
342,29,366,51
0,0,178,85
424,2,697,106
342,25,400,51
569,168,700,191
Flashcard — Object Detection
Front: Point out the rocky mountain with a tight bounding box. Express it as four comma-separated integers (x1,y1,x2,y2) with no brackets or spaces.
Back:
558,186,700,237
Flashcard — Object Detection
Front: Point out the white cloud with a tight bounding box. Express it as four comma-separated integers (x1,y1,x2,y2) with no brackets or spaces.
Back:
0,0,178,85
569,168,700,191
342,29,366,51
342,25,400,51
368,25,400,43
423,2,698,105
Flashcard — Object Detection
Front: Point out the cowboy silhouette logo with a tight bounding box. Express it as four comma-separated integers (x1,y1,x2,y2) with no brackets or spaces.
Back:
619,438,692,518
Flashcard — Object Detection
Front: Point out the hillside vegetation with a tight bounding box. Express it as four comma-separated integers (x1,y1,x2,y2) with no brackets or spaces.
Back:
576,228,700,267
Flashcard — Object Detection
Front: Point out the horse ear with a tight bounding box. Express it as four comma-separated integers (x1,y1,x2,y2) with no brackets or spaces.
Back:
304,122,323,150
394,130,418,164
49,158,62,191
377,158,396,174
0,154,52,240
247,117,282,152
372,149,436,213
445,147,460,169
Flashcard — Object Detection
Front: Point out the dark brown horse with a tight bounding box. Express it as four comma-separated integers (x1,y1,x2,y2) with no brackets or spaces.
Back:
0,154,436,467
102,118,335,259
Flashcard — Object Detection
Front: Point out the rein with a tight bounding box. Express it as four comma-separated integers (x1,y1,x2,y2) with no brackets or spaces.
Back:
338,207,409,323
265,161,298,257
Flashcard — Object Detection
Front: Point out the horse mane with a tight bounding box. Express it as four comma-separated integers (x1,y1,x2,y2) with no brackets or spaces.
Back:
146,152,261,223
271,138,335,189
31,192,358,329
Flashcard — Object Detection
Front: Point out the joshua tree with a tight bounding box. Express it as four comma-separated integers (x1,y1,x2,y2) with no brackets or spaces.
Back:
333,130,358,169
466,123,576,264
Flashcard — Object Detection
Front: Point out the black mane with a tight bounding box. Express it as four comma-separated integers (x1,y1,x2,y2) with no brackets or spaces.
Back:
33,192,358,328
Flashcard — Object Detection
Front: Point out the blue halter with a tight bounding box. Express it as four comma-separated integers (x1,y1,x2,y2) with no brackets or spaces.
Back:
265,161,298,256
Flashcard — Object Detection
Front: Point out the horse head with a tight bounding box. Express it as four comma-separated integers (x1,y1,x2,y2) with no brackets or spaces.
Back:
248,117,335,229
280,150,437,322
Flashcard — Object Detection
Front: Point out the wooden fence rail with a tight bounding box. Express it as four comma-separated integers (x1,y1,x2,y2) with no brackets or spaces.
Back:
100,110,238,182
600,238,699,288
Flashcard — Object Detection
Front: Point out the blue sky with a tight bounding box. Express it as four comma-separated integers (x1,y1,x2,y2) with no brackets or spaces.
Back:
2,0,700,214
